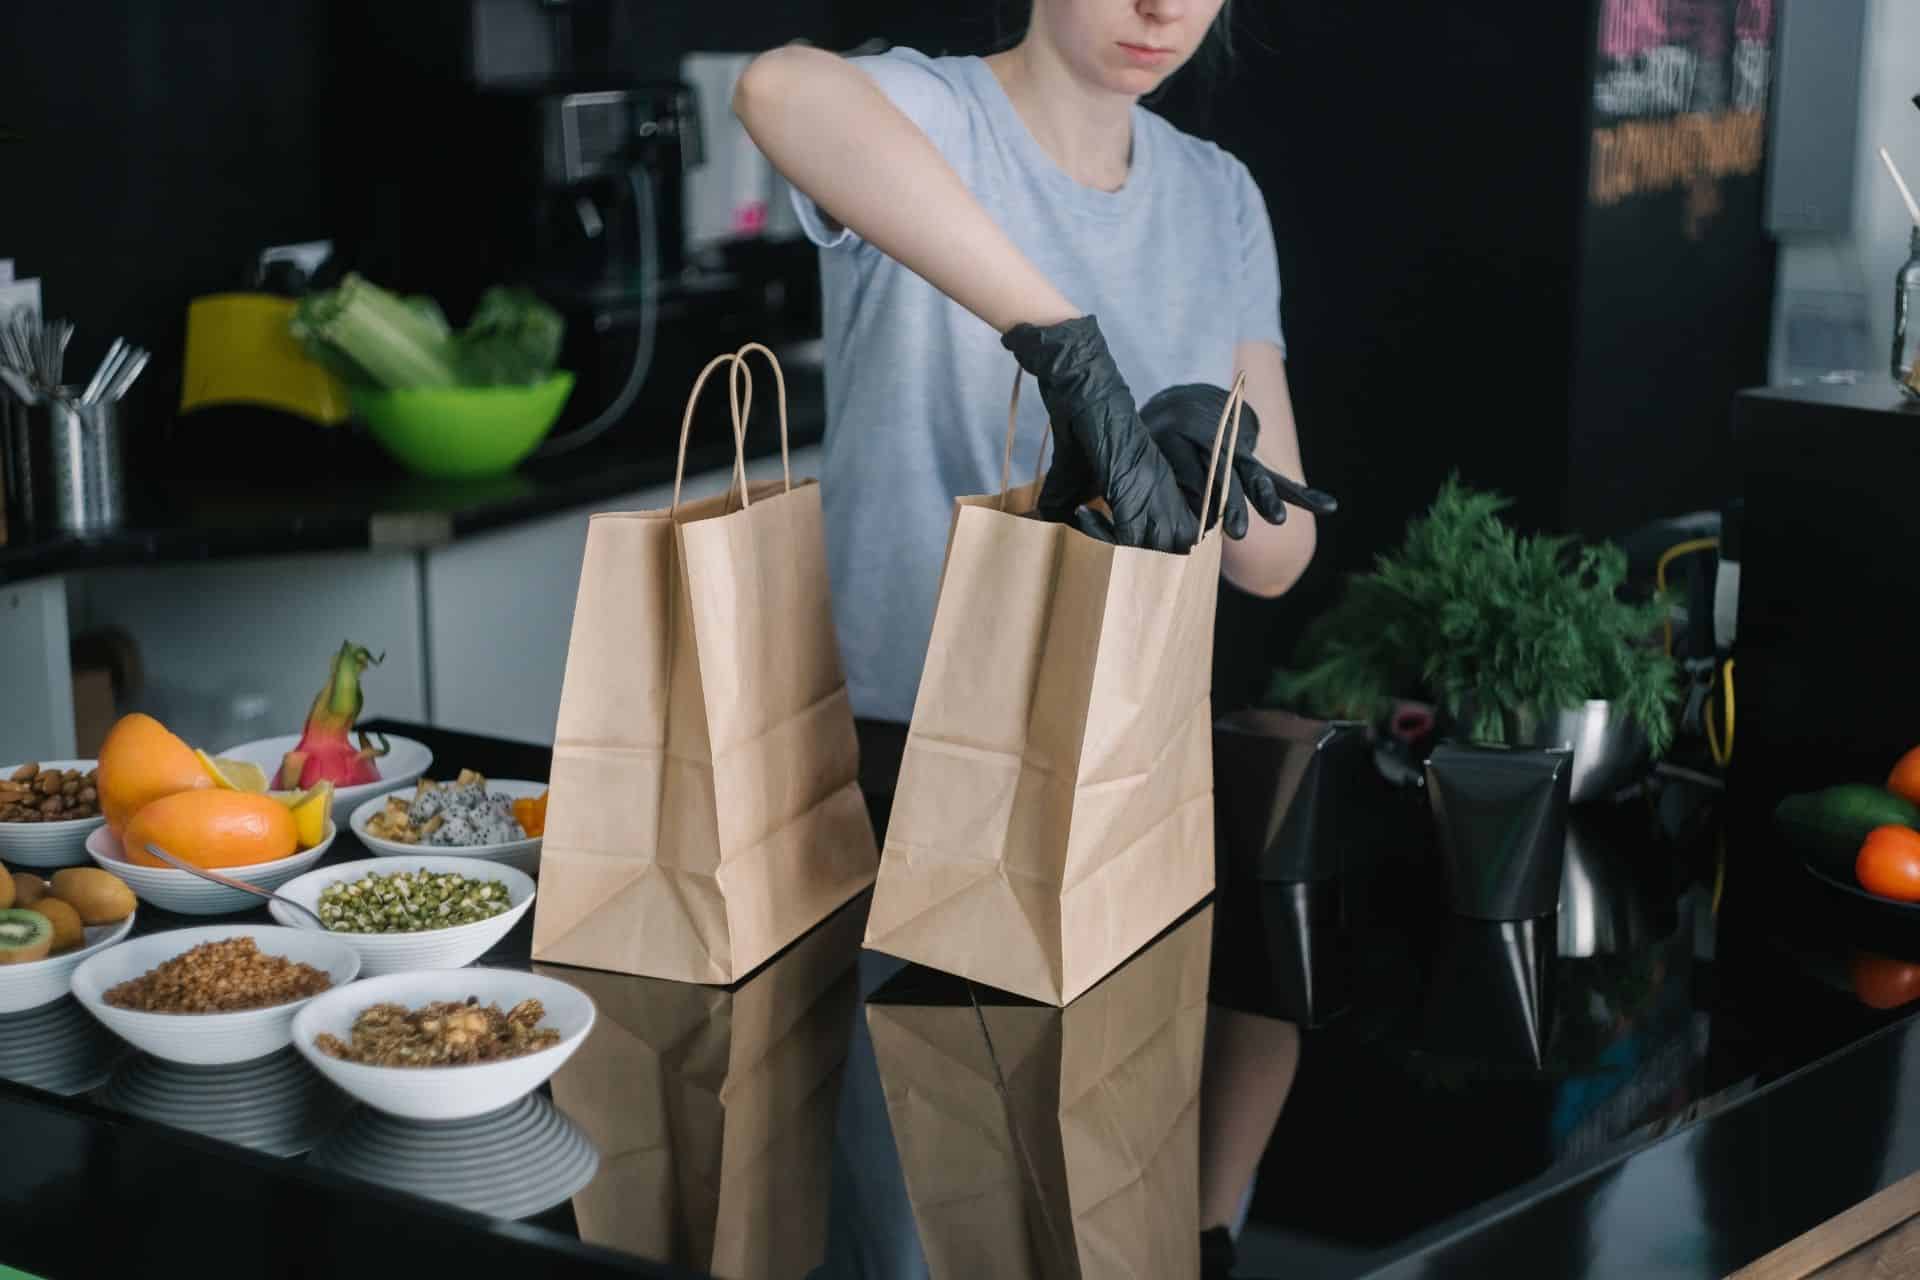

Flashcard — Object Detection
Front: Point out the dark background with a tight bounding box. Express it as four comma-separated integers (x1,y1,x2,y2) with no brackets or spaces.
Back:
0,0,1777,709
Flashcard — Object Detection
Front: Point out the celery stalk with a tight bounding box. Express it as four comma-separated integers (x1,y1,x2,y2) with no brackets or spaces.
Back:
291,273,459,390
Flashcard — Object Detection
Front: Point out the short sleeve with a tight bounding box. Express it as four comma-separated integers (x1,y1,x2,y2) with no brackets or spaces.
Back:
789,48,969,251
1229,159,1287,356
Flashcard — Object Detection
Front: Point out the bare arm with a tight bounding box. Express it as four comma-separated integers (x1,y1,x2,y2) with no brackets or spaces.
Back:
733,46,1079,333
1223,341,1317,597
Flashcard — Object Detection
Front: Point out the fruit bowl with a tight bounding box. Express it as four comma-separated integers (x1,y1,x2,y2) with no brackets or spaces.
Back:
216,734,432,831
0,759,106,869
72,924,362,1065
350,374,576,478
269,857,536,977
349,780,546,876
292,968,595,1120
86,823,336,916
0,912,136,1014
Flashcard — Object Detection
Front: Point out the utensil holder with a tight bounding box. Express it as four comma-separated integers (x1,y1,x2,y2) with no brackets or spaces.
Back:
1210,709,1372,1026
1425,741,1573,921
12,394,125,536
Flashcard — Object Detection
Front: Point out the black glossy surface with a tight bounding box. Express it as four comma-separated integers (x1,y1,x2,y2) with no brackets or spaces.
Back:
2,722,1919,1279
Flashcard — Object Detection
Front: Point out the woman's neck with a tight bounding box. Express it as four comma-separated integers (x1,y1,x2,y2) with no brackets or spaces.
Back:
985,40,1136,192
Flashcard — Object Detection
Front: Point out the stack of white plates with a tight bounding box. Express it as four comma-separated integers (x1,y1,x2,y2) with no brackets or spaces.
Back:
306,1094,598,1220
0,995,126,1096
97,1048,353,1158
0,914,137,1015
0,759,105,869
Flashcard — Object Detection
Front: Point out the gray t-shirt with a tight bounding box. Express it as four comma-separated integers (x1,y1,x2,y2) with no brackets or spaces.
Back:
794,48,1286,724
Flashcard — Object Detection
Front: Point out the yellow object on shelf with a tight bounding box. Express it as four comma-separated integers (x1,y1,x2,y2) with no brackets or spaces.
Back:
180,292,350,425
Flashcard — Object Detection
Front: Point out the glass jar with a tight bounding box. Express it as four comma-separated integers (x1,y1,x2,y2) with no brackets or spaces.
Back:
1895,225,1920,400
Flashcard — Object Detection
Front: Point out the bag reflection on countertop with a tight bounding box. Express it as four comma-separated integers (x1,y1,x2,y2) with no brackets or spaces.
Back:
537,891,867,1279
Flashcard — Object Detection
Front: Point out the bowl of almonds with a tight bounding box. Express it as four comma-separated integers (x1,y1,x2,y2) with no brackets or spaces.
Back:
0,761,106,868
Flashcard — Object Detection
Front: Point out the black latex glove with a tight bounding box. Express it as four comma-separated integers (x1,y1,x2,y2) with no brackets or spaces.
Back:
1002,316,1198,552
1141,383,1340,538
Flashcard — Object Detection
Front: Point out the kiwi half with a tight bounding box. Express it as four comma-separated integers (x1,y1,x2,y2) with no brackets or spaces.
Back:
0,910,53,965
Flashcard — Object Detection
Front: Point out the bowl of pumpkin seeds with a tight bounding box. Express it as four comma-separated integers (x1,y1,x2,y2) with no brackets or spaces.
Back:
268,857,535,977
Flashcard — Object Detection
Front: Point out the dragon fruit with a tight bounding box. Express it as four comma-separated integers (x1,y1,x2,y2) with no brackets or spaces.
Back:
277,642,392,789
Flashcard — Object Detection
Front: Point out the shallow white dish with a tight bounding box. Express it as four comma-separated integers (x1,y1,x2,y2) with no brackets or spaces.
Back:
349,778,545,876
0,759,106,868
269,857,536,977
292,968,594,1120
0,912,137,1014
217,734,432,831
72,923,361,1065
86,822,335,916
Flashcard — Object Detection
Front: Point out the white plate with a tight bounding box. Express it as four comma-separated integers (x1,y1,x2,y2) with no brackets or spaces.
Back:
292,968,594,1120
269,856,536,977
0,759,106,868
349,779,545,876
86,823,335,916
216,734,432,831
0,911,137,1014
72,923,362,1065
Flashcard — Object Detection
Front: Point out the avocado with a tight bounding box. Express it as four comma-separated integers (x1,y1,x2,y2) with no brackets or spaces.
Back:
1775,784,1920,877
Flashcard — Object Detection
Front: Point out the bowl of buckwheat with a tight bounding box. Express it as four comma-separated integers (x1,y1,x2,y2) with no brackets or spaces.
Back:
268,857,536,977
72,924,362,1065
292,968,595,1120
0,761,106,868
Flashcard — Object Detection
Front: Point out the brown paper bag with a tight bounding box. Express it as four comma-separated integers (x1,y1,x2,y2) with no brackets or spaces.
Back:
541,893,865,1278
533,345,878,982
863,371,1246,1005
867,903,1212,1280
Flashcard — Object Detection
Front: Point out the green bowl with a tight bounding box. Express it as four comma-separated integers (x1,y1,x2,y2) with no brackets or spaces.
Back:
350,373,576,478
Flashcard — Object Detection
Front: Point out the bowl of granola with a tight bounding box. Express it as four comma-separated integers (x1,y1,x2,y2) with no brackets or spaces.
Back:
349,771,546,875
72,925,362,1065
291,968,594,1120
268,858,536,976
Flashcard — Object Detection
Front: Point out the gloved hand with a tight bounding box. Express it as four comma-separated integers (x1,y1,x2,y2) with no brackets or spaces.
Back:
1141,384,1340,538
1002,316,1198,552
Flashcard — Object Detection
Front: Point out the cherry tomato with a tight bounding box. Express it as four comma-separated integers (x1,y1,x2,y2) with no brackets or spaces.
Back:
1852,949,1920,1010
1856,825,1920,902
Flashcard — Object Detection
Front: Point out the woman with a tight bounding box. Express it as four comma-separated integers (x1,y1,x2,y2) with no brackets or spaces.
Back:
735,0,1332,733
736,2,1316,1273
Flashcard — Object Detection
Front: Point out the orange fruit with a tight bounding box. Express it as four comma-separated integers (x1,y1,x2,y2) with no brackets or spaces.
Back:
1890,746,1920,806
123,789,298,870
97,714,214,836
1856,825,1920,902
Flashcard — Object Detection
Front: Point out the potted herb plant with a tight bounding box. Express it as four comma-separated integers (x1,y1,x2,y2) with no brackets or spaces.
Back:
1268,475,1679,789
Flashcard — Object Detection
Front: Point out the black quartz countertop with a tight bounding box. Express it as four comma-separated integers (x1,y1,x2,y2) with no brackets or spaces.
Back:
1,723,1917,1279
0,358,826,586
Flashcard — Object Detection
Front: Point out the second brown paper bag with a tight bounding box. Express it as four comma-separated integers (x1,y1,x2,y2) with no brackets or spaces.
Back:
863,372,1247,1004
534,345,878,983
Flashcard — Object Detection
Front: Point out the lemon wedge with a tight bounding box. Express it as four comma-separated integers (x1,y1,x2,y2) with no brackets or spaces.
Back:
285,781,333,849
196,750,270,793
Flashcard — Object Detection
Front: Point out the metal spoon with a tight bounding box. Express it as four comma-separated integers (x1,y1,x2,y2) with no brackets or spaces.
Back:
143,842,329,930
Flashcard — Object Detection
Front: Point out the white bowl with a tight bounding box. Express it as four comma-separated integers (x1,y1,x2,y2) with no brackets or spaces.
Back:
292,968,594,1120
0,759,106,868
268,857,536,977
0,911,136,1014
216,734,433,831
86,822,336,916
349,779,545,876
73,923,362,1065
